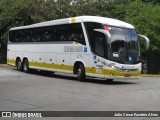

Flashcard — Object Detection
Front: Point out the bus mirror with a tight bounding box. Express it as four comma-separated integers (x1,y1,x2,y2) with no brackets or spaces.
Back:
138,34,150,50
94,29,111,44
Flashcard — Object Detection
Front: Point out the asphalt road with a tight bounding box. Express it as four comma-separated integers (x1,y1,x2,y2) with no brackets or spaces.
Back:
0,66,160,120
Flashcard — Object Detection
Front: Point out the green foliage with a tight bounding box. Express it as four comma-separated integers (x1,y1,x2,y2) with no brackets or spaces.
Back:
125,0,160,53
142,0,160,4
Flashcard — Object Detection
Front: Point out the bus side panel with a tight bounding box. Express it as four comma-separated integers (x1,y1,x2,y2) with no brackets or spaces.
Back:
7,44,22,66
26,44,71,73
57,53,71,73
7,43,73,73
7,51,16,66
28,52,57,71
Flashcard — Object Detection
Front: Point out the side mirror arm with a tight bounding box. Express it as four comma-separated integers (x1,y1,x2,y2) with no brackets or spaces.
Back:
138,34,150,50
94,29,111,44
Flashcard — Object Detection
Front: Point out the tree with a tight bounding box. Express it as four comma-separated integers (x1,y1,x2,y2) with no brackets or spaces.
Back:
125,0,160,73
142,0,160,4
0,0,52,62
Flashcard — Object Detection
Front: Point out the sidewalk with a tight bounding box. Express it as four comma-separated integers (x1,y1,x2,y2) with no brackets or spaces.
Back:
141,74,160,77
0,64,9,67
0,64,15,68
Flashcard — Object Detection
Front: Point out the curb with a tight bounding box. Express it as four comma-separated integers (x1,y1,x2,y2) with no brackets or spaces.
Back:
0,64,9,67
0,64,15,68
141,74,160,77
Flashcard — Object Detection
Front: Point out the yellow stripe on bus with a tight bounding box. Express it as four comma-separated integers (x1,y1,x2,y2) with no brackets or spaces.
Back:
30,62,73,71
85,67,140,76
7,59,15,64
7,59,140,77
71,17,76,23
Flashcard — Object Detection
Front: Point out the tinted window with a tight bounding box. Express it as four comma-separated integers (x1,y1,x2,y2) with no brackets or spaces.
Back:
9,23,85,43
10,27,57,43
23,30,32,42
41,27,55,42
56,25,69,41
31,29,41,42
69,23,85,44
9,30,22,42
84,22,103,50
93,32,106,57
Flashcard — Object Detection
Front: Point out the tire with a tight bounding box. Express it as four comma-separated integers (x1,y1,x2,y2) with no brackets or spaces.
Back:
106,79,114,83
77,64,86,82
16,59,23,71
23,59,29,73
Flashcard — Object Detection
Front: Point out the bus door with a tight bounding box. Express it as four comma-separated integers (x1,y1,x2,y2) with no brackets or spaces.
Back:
93,55,105,78
92,32,107,78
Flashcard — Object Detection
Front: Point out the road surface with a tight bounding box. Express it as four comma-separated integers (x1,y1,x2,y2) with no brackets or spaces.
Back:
0,66,160,120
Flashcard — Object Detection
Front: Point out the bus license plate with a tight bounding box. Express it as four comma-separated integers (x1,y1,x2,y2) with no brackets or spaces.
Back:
125,74,131,77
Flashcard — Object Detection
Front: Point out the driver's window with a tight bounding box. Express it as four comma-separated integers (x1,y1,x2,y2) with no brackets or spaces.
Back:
93,32,106,57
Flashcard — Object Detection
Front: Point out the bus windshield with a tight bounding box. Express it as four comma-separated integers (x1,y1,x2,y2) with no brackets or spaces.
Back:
107,26,140,64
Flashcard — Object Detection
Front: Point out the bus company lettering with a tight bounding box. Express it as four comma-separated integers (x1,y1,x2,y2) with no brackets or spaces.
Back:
64,46,83,52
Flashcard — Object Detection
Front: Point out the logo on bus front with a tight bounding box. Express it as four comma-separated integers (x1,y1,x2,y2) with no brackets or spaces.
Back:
122,65,136,69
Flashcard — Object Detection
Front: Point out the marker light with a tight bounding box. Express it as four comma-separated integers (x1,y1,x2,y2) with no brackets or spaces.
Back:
111,65,115,69
104,26,109,31
109,63,115,69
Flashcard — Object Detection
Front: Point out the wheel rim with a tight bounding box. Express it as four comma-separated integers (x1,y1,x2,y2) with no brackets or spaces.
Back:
77,68,81,77
24,61,29,71
17,61,21,70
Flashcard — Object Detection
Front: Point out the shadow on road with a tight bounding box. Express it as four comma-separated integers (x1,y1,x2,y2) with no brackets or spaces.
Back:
12,68,137,85
86,78,137,85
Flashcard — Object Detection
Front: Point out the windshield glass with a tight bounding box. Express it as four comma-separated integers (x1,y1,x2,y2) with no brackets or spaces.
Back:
107,26,140,64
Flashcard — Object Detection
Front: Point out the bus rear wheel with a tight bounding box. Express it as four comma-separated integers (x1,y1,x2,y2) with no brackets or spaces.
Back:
77,64,86,82
23,59,29,73
16,59,22,71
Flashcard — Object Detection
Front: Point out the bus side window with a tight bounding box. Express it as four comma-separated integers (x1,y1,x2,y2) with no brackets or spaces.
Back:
84,22,103,50
32,29,41,42
56,25,69,41
69,23,85,45
9,31,15,42
11,30,22,42
23,30,32,42
41,28,53,42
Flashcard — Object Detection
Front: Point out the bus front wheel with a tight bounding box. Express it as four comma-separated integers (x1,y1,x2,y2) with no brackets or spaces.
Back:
23,59,29,73
77,64,86,82
16,59,23,71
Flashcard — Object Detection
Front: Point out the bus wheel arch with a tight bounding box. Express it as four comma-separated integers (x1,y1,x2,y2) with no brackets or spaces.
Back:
16,57,23,71
23,57,30,73
73,61,86,82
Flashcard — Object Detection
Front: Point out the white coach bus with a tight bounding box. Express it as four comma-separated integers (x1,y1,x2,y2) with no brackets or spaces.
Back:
7,16,149,81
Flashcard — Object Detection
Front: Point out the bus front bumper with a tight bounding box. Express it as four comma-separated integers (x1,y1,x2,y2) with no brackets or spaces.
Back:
105,69,141,79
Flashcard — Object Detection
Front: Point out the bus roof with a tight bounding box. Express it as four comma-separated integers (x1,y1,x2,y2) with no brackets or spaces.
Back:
10,16,134,31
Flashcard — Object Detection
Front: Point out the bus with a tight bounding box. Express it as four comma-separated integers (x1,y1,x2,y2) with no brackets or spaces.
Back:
7,16,149,81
